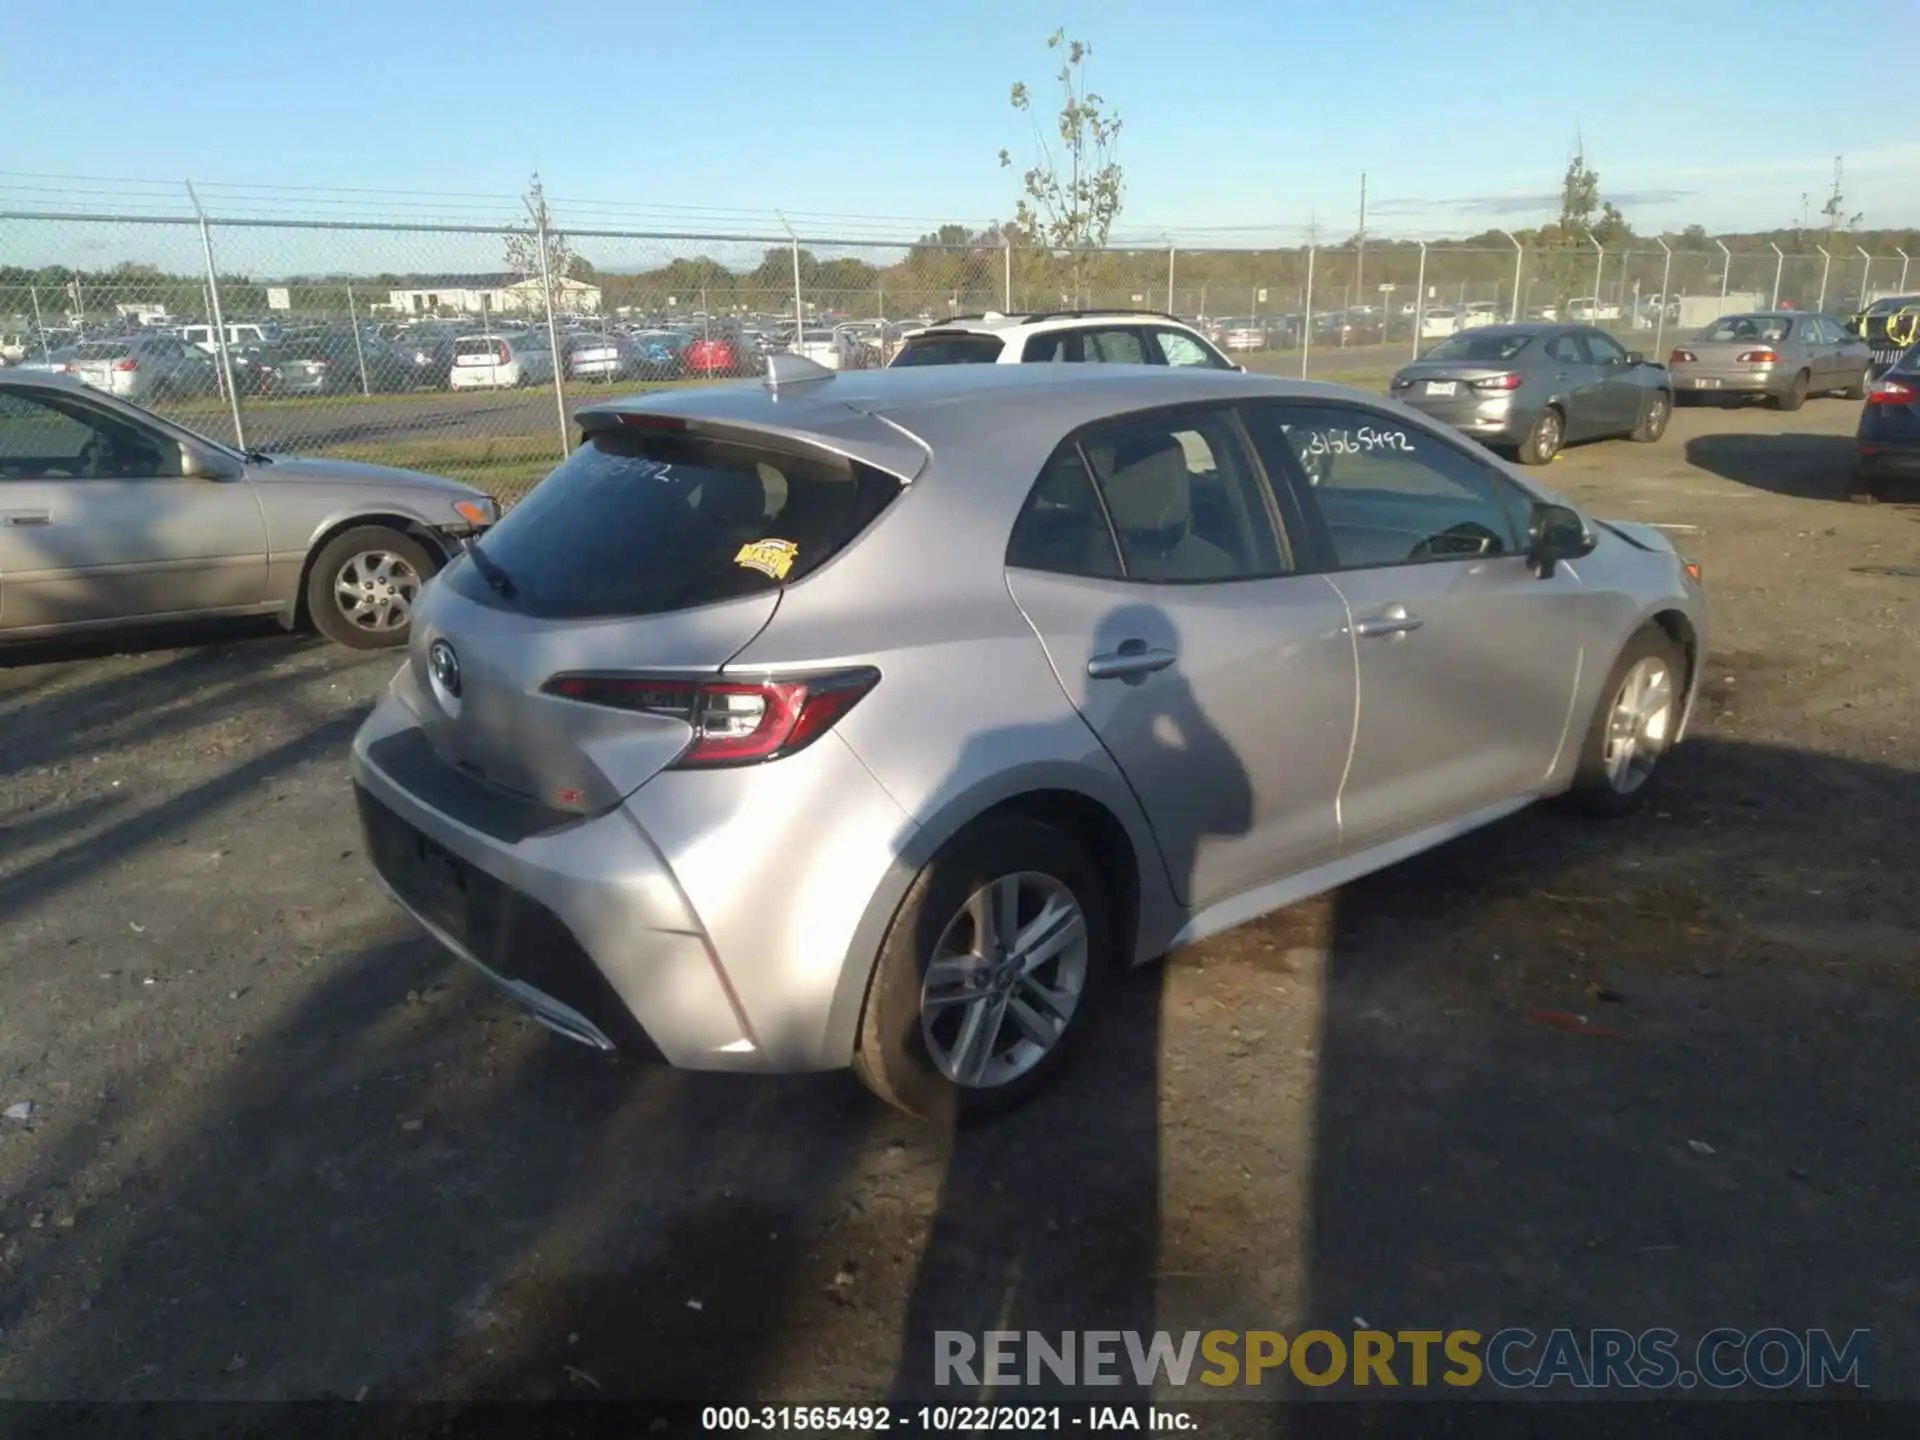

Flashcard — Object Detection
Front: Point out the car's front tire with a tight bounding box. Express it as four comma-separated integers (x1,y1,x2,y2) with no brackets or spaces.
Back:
854,817,1111,1121
307,525,436,651
1566,625,1686,817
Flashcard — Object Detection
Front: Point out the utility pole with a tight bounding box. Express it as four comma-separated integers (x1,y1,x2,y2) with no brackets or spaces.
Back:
1355,171,1367,312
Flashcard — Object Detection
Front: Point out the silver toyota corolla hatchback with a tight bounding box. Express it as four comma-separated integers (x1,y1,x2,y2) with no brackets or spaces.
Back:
351,358,1706,1117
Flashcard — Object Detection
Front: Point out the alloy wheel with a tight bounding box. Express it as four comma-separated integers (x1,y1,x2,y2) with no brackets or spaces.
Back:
919,871,1091,1089
1603,655,1675,794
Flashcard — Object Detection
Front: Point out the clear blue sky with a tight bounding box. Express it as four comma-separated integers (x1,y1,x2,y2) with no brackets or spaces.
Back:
5,0,1919,241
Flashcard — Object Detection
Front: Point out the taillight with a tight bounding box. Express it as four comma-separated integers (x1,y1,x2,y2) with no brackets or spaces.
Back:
1736,349,1779,364
541,668,880,768
1867,377,1916,404
113,358,138,372
1470,373,1523,391
1670,349,1696,364
496,343,511,364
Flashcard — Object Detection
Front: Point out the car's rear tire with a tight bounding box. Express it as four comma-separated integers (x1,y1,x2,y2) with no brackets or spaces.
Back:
1630,389,1671,443
1517,406,1564,465
853,817,1112,1122
1840,367,1869,401
1774,369,1810,411
306,525,436,651
1566,625,1686,817
1850,461,1885,503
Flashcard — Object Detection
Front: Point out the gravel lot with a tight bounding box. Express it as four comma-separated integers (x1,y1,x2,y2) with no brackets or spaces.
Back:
1,392,1916,1410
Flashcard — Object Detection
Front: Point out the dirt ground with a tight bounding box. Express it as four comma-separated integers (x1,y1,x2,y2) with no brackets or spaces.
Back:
1,392,1916,1417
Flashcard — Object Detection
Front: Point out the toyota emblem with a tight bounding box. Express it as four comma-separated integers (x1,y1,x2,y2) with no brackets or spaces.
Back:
428,639,461,699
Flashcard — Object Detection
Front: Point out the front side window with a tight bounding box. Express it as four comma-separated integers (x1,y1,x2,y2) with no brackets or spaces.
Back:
1077,408,1287,581
1585,330,1629,364
1257,403,1525,570
0,388,179,479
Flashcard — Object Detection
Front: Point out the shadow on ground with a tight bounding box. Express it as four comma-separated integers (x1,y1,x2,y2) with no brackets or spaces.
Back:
1683,431,1859,501
1,687,1912,1418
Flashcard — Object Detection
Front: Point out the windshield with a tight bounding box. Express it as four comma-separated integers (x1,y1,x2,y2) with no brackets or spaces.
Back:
1868,296,1920,315
447,426,903,620
1424,332,1532,362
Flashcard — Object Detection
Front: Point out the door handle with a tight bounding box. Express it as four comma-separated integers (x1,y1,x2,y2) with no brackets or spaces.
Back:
0,509,51,527
1354,605,1424,639
1087,641,1177,679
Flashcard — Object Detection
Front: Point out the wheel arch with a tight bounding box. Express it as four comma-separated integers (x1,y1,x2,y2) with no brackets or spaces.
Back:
820,766,1175,1070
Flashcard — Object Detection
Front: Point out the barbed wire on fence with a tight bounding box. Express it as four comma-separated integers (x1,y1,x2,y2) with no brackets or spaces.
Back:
4,183,1918,501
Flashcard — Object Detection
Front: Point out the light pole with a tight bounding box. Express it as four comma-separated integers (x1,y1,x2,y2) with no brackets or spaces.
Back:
1500,231,1523,322
1654,239,1673,360
1410,241,1427,361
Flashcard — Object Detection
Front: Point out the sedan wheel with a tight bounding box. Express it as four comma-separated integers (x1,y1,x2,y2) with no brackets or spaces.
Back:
1568,625,1686,816
1602,656,1675,795
306,524,437,650
920,872,1090,1090
1630,391,1671,443
1519,407,1563,465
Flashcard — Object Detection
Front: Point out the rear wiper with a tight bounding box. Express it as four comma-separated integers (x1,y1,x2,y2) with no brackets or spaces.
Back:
463,537,516,598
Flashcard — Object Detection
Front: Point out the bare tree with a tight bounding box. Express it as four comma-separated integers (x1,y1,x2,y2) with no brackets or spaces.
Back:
998,30,1124,307
502,173,575,317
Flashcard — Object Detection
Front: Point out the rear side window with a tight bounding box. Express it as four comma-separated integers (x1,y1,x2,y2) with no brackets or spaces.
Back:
892,333,1004,366
1006,447,1121,578
449,427,903,619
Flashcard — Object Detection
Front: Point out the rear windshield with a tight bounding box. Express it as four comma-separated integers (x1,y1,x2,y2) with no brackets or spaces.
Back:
73,341,131,359
1697,317,1790,343
448,426,903,619
891,333,1005,366
1424,332,1531,361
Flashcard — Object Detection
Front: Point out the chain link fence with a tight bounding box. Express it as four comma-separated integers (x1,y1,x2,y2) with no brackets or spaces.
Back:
5,200,1916,503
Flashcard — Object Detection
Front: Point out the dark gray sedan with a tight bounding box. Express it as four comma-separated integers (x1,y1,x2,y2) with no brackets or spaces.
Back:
1389,323,1674,465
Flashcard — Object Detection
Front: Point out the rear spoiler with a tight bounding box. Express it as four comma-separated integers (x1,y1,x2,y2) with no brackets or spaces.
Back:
573,404,931,486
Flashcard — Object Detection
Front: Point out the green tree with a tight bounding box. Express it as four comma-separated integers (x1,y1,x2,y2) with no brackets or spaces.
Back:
998,29,1124,305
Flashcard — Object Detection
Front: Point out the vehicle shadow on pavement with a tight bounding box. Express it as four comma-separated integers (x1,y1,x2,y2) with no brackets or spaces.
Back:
5,658,1914,1416
1683,432,1860,501
1295,735,1917,1408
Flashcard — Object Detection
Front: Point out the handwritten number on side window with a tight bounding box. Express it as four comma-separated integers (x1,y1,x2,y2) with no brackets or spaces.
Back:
1294,426,1414,459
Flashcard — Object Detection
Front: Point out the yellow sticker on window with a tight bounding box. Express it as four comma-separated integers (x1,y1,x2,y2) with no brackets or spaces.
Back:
734,538,799,580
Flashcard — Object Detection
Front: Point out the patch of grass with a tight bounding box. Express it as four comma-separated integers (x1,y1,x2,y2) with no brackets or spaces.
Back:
322,436,562,501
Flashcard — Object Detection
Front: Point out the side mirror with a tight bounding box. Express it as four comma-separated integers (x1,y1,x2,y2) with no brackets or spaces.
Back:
180,444,242,480
1625,350,1645,366
1526,500,1596,578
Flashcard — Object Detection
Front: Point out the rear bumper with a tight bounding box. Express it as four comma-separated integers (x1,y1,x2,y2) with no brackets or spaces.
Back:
349,684,914,1074
1856,440,1920,480
1397,395,1527,445
1670,368,1782,396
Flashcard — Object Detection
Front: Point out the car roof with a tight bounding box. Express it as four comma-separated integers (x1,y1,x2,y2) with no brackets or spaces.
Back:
577,363,1384,484
912,309,1192,335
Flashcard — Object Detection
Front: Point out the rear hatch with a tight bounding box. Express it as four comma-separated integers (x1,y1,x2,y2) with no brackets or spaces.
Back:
570,338,621,367
405,415,910,816
68,342,131,389
454,337,510,370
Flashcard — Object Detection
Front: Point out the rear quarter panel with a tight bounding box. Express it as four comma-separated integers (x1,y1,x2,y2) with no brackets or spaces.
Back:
715,449,1184,1062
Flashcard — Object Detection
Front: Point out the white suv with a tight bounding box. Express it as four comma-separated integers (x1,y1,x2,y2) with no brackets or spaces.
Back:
889,310,1239,371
